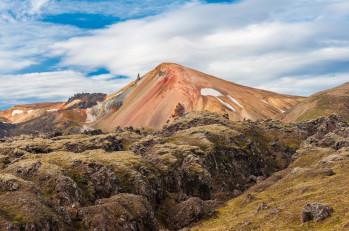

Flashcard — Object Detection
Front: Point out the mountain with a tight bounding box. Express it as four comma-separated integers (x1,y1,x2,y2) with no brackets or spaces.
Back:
88,63,303,131
0,93,106,125
0,63,303,135
282,82,349,123
0,93,106,137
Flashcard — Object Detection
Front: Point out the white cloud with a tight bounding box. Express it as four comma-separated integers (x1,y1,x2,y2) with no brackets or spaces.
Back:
42,0,189,18
51,0,349,95
30,0,50,14
258,73,349,96
0,20,81,74
1,0,349,107
0,71,129,105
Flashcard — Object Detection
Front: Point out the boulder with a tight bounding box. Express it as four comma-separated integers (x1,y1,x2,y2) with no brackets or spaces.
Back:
167,197,216,230
301,203,333,222
78,194,158,231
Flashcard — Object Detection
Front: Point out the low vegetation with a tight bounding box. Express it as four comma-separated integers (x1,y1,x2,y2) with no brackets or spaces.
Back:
0,112,347,230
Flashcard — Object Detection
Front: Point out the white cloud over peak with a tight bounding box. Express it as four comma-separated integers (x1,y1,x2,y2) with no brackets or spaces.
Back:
1,0,349,107
51,0,349,96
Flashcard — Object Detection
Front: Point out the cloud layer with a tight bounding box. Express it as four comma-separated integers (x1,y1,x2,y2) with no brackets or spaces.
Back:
0,0,349,108
52,0,349,95
0,71,129,105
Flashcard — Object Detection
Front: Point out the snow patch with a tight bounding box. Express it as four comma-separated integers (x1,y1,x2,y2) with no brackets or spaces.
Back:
201,88,237,112
216,97,236,112
227,96,243,108
12,110,23,116
200,88,223,97
27,110,34,114
261,99,269,105
86,105,99,123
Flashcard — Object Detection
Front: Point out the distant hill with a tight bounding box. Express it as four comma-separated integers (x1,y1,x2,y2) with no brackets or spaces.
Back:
282,82,349,122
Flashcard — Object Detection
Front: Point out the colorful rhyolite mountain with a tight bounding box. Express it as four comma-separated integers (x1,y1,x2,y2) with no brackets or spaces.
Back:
88,63,303,130
0,63,306,132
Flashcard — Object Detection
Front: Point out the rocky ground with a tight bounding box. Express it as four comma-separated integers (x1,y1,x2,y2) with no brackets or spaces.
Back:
0,112,347,230
192,114,349,231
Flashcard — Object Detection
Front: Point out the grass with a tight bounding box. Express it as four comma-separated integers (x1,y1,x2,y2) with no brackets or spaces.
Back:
191,147,349,231
296,95,349,123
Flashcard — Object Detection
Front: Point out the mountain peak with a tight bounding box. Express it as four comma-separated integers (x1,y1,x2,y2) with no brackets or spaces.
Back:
155,62,182,68
0,64,306,131
90,64,303,130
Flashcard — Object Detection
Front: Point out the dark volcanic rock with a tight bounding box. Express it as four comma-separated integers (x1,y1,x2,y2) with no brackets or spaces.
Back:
67,161,119,204
0,191,64,231
0,112,345,230
65,93,106,109
78,194,158,231
298,114,348,139
82,129,103,136
167,197,216,230
0,122,15,138
53,175,81,207
301,203,333,222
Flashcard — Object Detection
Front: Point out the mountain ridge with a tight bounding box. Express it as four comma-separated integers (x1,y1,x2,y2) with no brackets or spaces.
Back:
2,63,348,136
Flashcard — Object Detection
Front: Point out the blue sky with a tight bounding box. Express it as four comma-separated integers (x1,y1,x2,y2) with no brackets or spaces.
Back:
0,0,348,108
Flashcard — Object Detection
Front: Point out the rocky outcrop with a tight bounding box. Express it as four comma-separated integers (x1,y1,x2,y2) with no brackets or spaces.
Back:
0,122,14,138
65,93,107,109
301,203,333,222
167,197,216,230
78,194,158,231
190,114,348,230
0,112,346,230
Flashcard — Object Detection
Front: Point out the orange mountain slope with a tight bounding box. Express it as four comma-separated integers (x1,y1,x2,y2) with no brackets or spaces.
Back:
88,63,304,130
0,102,63,124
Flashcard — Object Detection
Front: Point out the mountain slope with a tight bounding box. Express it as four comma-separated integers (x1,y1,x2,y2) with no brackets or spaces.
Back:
282,82,349,123
89,63,303,130
0,93,107,125
0,102,63,124
0,94,107,137
0,63,303,134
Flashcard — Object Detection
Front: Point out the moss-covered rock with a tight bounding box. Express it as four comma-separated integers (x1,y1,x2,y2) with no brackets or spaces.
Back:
0,112,344,230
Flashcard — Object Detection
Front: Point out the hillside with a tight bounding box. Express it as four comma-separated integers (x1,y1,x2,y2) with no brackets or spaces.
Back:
0,112,347,230
0,112,306,230
192,115,349,231
0,94,107,137
282,82,349,123
0,102,63,124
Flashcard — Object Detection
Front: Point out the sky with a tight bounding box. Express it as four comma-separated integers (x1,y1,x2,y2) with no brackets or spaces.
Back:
0,0,349,109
